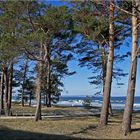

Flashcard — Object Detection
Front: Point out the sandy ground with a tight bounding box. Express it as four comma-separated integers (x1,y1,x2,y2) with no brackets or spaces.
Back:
0,106,140,139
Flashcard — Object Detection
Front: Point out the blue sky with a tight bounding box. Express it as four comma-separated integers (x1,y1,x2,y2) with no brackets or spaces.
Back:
46,0,140,97
62,37,140,97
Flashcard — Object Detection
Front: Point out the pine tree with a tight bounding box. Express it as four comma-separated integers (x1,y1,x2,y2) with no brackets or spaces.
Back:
122,0,139,135
0,1,25,115
71,0,128,117
99,0,115,126
19,2,74,121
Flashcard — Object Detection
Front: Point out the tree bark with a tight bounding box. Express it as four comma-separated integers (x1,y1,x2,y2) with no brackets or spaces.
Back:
0,71,4,114
35,42,44,121
101,46,113,116
122,0,138,135
7,61,13,116
21,59,28,107
46,92,51,107
45,45,51,107
35,61,43,121
99,0,114,126
29,93,31,106
3,66,9,116
109,102,113,115
101,46,106,86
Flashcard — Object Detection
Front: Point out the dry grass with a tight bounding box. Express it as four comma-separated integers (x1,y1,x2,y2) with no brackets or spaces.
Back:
0,106,140,139
10,104,94,116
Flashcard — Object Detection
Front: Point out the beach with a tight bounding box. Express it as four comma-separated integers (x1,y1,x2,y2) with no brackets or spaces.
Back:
0,105,140,139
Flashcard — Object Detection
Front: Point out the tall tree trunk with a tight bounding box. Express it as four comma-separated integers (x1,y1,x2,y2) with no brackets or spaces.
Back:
35,42,44,121
101,46,107,87
21,59,28,107
0,71,4,114
99,0,114,126
29,93,31,106
46,92,51,107
46,46,51,107
122,0,138,135
7,61,13,116
109,102,113,115
3,66,9,116
35,61,43,121
101,46,113,116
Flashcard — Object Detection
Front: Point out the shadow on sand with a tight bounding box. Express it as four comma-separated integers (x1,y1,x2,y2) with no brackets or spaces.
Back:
0,126,92,140
69,125,97,135
131,128,140,132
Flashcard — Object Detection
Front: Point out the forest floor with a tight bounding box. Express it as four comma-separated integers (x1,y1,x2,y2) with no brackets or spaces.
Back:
0,105,140,139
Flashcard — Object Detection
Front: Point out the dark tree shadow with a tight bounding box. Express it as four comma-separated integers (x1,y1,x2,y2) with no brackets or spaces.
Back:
69,125,97,135
0,126,93,140
131,128,140,132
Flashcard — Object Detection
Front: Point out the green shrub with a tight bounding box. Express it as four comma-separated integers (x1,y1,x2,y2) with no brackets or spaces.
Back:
82,96,92,107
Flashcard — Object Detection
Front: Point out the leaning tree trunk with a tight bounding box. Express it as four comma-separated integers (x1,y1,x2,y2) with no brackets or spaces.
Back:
122,0,138,135
101,46,113,116
3,66,9,116
0,71,4,114
7,61,13,116
99,0,114,126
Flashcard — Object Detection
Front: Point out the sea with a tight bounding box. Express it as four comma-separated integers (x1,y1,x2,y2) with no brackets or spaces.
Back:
57,96,140,110
12,95,140,110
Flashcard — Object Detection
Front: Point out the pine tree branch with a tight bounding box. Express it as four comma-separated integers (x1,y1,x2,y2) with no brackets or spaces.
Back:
24,47,43,62
91,0,139,18
112,3,137,17
100,33,109,46
27,3,36,32
134,23,140,32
